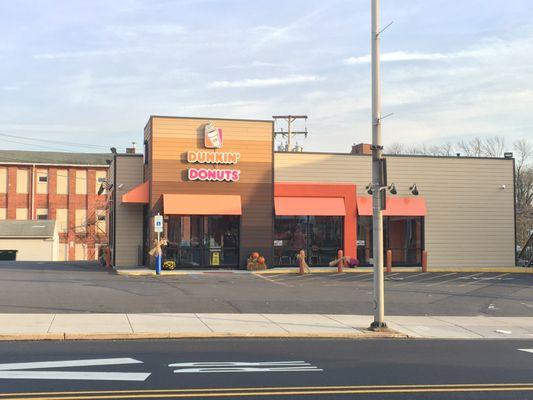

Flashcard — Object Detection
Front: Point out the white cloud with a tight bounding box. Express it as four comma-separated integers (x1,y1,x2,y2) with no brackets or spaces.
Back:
221,61,287,69
346,51,450,64
109,23,185,38
33,48,142,60
208,75,320,88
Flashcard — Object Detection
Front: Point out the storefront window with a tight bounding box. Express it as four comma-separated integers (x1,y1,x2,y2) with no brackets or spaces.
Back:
166,215,239,267
274,216,343,266
357,216,424,266
357,216,373,265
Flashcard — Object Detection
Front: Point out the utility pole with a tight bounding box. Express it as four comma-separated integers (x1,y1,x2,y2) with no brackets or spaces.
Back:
370,0,387,330
273,115,308,152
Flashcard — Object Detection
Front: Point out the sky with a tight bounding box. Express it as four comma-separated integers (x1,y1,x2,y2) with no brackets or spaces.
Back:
0,0,532,153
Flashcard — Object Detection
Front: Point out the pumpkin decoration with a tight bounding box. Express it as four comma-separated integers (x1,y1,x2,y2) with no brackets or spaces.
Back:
247,252,267,271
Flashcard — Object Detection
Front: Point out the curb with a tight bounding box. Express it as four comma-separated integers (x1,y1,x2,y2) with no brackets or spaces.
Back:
115,267,533,276
0,330,408,341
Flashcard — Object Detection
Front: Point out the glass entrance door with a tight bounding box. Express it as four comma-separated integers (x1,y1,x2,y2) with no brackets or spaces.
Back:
167,215,239,267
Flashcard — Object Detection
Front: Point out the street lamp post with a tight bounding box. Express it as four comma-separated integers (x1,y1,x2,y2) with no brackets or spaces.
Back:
370,0,387,330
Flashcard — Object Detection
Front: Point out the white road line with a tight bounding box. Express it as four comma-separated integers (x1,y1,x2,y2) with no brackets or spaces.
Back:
427,273,481,287
169,361,310,367
518,349,533,354
0,371,150,381
458,273,494,286
414,272,456,283
0,358,150,382
170,360,322,373
0,358,142,371
253,273,291,287
173,366,322,373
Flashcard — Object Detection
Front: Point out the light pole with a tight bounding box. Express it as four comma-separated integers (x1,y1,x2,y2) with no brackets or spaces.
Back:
370,0,387,330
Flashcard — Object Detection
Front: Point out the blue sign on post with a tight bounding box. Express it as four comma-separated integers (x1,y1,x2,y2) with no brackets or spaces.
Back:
154,214,163,275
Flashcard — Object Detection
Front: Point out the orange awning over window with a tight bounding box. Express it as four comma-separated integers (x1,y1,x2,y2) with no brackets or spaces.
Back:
163,194,242,215
274,197,346,216
357,196,427,216
121,181,149,204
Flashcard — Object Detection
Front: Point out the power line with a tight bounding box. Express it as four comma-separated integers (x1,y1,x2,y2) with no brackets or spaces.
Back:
0,132,127,151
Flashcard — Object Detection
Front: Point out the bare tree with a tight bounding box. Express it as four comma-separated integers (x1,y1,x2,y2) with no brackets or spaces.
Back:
483,136,506,157
514,138,533,209
457,137,484,157
387,142,405,155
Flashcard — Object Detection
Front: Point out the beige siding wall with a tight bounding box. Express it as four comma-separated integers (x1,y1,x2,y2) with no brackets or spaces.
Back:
58,242,68,261
113,155,144,267
16,169,29,194
274,153,515,268
0,208,5,220
16,208,28,220
56,208,68,232
36,169,48,194
0,167,6,193
95,170,106,194
57,169,69,195
75,209,87,233
75,243,87,260
76,170,87,194
0,238,55,261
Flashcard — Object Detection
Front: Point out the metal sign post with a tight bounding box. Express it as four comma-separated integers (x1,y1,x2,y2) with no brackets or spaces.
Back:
154,213,163,275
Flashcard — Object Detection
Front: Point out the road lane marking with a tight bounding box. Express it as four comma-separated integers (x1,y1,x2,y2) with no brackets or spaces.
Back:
415,272,456,283
169,361,322,374
0,358,142,371
253,273,291,287
0,358,150,382
5,383,533,399
427,273,481,287
518,349,533,354
0,371,150,381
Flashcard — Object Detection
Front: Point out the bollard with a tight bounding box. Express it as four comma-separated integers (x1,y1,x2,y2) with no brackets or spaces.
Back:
386,249,392,273
105,246,111,268
156,254,162,275
337,249,344,273
422,250,428,272
298,249,309,275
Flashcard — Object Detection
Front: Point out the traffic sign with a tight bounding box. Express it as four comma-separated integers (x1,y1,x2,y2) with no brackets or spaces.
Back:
154,214,163,233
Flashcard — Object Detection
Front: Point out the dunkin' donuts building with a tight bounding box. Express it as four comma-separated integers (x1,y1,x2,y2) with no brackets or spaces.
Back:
108,116,516,270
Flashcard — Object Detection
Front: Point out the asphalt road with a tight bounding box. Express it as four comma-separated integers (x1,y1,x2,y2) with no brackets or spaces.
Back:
0,339,532,399
0,261,532,316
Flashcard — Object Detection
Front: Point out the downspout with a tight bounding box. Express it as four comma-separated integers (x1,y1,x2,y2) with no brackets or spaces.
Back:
31,164,35,220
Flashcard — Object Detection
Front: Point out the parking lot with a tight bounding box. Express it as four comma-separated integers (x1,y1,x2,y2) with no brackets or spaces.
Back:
0,261,531,315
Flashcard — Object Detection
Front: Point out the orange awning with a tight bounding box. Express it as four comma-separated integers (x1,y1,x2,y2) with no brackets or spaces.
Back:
275,197,346,216
357,196,427,216
122,181,149,204
163,194,242,215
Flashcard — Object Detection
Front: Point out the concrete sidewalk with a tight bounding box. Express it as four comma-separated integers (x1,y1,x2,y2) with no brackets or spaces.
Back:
1,313,533,341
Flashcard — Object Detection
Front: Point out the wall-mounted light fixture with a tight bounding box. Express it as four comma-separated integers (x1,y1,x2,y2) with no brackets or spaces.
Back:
388,183,397,195
409,184,419,196
366,183,373,195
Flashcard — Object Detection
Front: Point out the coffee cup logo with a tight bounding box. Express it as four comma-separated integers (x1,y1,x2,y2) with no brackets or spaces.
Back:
205,123,223,148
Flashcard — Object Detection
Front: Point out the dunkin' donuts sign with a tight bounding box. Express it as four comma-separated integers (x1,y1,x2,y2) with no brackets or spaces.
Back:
186,123,241,182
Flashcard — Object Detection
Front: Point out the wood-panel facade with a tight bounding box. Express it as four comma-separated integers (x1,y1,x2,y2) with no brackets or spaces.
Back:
145,116,274,266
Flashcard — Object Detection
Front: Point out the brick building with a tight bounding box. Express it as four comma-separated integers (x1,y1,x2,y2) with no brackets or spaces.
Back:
0,150,111,261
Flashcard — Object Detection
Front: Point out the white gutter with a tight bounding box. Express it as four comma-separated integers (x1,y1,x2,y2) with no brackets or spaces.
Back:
31,164,35,220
